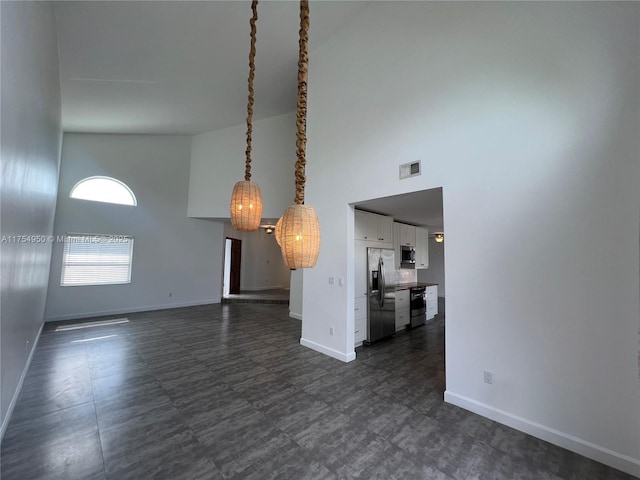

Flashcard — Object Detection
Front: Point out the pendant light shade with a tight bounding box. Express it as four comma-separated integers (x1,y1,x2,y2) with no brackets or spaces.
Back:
274,216,283,246
278,0,321,269
229,0,263,231
230,180,262,231
280,205,320,268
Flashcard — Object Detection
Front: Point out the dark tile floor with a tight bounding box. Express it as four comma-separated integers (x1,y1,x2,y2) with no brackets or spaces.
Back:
1,304,636,480
222,288,289,305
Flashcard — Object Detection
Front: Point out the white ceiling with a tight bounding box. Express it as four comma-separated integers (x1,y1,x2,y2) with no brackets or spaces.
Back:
355,188,444,233
54,1,444,229
54,1,368,135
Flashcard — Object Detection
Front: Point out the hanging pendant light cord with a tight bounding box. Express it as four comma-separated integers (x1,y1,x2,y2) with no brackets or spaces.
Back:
294,0,309,205
244,0,258,181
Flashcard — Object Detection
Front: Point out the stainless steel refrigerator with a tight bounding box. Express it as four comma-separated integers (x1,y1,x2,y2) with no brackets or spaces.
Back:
367,248,396,343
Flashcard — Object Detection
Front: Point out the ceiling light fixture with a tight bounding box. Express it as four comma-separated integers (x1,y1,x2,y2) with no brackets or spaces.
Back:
434,233,444,243
260,224,276,235
278,0,320,269
230,0,263,231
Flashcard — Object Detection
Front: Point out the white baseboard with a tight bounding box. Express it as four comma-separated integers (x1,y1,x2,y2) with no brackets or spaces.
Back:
44,298,221,322
444,391,640,478
1,321,44,441
289,312,302,320
240,285,286,291
300,337,356,363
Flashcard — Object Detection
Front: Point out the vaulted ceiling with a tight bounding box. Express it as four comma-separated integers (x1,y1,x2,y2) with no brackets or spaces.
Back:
53,1,444,230
54,1,368,135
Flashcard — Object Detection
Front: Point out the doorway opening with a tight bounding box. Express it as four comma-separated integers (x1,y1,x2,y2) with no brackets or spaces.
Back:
223,237,241,296
222,233,290,304
352,187,446,390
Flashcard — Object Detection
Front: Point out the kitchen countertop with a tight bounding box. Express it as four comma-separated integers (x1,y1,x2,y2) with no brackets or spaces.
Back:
394,282,438,291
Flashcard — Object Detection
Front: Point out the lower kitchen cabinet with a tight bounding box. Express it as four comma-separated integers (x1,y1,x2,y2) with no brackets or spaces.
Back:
426,285,438,320
395,289,410,331
355,240,370,299
426,301,437,319
355,296,367,345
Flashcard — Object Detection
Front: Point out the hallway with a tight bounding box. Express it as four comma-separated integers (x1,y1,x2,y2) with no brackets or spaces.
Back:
222,288,289,305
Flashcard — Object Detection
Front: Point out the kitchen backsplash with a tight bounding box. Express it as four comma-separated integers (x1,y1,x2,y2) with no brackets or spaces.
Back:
396,269,417,285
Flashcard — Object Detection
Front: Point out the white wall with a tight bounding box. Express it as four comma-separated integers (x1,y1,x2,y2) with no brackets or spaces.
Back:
0,2,62,436
302,2,639,475
222,223,290,291
289,269,303,320
45,134,224,321
188,112,296,219
417,239,445,297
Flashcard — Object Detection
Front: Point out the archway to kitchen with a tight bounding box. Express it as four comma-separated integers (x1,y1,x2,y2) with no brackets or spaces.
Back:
351,187,446,389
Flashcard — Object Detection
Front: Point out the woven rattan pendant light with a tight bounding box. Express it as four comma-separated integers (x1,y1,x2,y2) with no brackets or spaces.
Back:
230,0,263,231
275,216,283,246
279,0,320,269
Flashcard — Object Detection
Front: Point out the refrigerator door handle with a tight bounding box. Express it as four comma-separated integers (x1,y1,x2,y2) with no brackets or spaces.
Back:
379,258,385,308
375,258,381,307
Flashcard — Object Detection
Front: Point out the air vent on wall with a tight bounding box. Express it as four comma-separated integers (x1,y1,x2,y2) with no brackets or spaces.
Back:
399,160,421,180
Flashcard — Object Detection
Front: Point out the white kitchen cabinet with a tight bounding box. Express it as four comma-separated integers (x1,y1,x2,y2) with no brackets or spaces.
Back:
355,210,393,244
399,223,416,247
426,285,438,320
395,289,410,331
355,241,369,298
376,215,393,243
425,285,437,302
393,222,401,269
394,222,427,269
415,227,429,269
355,296,367,344
426,301,437,319
355,210,376,241
394,221,416,268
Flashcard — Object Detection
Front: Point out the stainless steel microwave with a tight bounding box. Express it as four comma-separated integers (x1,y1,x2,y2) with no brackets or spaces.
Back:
400,246,415,267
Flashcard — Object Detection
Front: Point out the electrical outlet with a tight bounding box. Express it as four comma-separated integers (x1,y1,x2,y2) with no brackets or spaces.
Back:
328,276,334,285
330,327,334,336
338,276,344,287
484,370,493,385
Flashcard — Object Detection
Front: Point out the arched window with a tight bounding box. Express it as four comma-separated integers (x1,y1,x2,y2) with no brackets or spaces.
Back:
70,176,137,206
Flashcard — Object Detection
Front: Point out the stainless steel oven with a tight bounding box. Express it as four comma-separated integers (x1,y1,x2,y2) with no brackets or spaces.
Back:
410,286,426,328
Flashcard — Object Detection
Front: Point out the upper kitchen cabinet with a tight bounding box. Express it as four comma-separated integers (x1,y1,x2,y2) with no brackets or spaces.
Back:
355,210,393,245
394,222,429,269
377,215,393,243
399,223,416,247
415,227,429,269
393,222,401,269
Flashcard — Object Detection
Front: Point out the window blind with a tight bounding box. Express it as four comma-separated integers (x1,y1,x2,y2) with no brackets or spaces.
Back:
61,234,134,286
